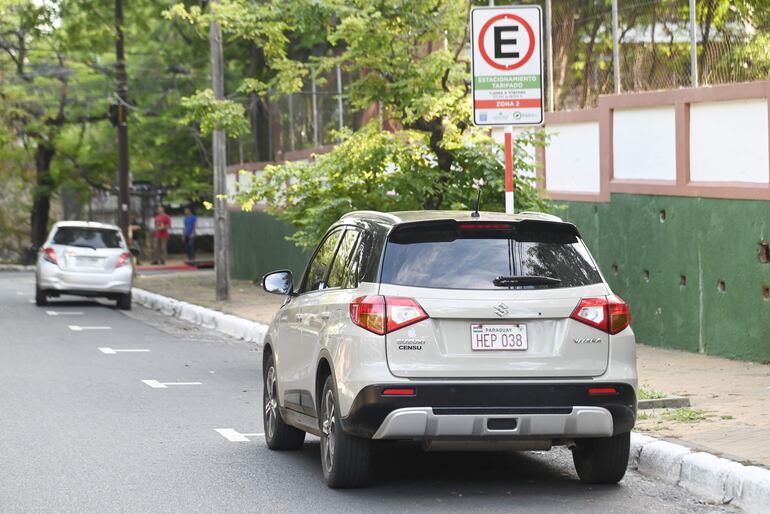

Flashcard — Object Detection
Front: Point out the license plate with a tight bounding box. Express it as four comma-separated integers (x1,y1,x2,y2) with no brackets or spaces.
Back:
470,324,528,351
77,257,102,268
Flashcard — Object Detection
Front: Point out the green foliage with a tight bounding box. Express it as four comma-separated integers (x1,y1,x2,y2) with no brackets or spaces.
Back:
238,122,551,248
181,89,249,137
639,387,667,400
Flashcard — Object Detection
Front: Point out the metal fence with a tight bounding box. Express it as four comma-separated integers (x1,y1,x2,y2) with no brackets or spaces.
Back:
541,0,770,110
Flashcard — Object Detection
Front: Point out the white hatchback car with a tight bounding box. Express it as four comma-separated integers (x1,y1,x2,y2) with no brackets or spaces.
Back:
261,211,637,488
35,221,133,309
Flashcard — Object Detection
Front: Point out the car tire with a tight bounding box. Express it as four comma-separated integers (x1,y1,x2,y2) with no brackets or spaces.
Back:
572,431,630,484
35,285,48,306
319,375,370,488
263,353,305,450
116,292,132,310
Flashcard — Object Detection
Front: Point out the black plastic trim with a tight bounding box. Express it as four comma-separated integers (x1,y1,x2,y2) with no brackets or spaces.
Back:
339,383,636,438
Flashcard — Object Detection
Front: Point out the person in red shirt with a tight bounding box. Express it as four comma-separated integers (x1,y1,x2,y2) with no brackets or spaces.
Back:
152,206,172,264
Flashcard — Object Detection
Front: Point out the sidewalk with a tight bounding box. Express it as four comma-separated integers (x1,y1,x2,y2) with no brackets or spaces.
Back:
135,270,770,468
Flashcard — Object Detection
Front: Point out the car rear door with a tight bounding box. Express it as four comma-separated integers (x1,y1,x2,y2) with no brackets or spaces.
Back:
379,220,612,379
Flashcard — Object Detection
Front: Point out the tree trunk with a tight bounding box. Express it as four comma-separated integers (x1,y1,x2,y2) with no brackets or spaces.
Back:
30,142,56,248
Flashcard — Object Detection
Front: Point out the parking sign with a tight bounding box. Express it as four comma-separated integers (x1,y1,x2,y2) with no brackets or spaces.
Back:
470,5,544,126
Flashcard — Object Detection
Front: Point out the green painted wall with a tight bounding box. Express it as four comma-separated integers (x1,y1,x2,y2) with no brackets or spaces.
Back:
229,211,311,282
560,194,770,363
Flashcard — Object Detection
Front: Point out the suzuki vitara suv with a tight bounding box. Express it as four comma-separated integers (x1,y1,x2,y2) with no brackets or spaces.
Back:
261,211,637,488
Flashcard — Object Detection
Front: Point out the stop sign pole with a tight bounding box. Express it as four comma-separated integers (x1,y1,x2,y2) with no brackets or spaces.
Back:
470,5,544,214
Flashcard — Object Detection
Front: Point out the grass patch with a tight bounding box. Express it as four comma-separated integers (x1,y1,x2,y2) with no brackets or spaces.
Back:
661,407,706,423
639,387,667,400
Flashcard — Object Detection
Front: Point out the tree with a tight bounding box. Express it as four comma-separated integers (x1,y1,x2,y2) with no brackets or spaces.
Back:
0,0,227,255
169,0,553,248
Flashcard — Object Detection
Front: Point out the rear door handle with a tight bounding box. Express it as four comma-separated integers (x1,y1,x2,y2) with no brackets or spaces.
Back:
320,311,331,320
295,313,304,321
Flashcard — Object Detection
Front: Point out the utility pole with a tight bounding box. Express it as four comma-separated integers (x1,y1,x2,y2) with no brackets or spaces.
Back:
611,0,620,94
115,0,130,240
210,0,229,301
689,0,699,87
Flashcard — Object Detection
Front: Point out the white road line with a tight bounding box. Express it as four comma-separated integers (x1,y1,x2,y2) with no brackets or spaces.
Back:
99,347,150,354
141,380,202,389
68,325,112,331
215,428,264,442
28,299,35,304
46,311,84,316
16,291,25,295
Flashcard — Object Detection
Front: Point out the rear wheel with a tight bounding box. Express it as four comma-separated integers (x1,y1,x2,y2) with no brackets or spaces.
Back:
572,432,630,484
263,354,305,450
116,292,132,310
35,285,48,306
319,376,370,488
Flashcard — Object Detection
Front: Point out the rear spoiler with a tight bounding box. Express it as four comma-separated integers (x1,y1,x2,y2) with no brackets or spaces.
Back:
388,219,581,245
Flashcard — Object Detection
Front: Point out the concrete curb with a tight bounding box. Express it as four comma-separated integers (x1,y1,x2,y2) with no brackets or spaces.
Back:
637,396,691,410
132,288,268,346
630,433,770,513
0,264,34,271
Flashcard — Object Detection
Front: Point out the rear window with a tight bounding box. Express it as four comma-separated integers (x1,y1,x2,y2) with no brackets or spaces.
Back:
52,227,122,249
380,221,602,290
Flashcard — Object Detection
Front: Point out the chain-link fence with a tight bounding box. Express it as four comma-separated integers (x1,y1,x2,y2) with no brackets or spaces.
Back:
541,0,769,110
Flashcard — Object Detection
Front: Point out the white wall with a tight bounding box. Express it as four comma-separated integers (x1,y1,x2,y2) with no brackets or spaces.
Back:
613,106,677,181
689,99,769,183
544,122,601,193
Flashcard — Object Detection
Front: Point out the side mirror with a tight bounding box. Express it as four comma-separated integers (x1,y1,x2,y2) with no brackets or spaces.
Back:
262,270,294,296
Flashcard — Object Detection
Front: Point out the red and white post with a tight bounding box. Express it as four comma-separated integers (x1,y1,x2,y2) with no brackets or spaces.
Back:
504,126,514,214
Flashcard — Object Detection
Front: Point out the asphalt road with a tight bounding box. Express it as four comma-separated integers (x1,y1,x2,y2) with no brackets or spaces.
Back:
0,271,735,513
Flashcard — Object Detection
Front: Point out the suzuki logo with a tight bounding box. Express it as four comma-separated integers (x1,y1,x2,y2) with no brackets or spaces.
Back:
493,302,509,317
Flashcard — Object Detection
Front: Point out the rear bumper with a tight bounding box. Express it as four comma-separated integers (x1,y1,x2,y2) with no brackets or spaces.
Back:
38,262,132,295
340,383,636,439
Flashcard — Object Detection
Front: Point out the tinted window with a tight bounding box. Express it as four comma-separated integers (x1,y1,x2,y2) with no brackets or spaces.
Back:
327,229,360,289
52,227,122,249
302,230,342,292
381,226,601,290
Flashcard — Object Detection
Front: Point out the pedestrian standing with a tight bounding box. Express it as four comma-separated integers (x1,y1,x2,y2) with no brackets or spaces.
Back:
153,206,172,265
183,207,197,262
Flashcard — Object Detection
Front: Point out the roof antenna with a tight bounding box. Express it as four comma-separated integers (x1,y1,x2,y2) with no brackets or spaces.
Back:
471,178,484,218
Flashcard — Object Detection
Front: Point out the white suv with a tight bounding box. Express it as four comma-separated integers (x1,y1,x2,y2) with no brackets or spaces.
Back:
261,211,637,488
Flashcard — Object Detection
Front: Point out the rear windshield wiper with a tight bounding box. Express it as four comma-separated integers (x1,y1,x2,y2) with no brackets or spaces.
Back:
66,243,97,250
493,275,562,287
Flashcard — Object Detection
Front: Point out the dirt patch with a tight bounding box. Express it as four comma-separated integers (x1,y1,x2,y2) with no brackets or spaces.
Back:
135,270,283,325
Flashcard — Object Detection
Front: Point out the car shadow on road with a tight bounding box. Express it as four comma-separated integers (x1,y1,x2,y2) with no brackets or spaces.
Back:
279,439,625,496
40,298,118,309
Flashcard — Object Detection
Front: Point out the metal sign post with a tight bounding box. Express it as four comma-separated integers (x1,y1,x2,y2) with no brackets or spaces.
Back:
470,5,544,214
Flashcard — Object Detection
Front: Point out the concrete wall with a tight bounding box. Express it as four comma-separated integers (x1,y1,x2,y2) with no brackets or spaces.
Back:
537,80,770,362
561,194,770,363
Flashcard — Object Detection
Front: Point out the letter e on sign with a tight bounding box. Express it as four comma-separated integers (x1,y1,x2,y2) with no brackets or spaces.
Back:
470,6,544,127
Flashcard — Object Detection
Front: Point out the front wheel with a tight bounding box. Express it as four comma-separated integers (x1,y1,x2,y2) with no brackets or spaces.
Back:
319,376,370,488
572,432,630,484
263,354,305,450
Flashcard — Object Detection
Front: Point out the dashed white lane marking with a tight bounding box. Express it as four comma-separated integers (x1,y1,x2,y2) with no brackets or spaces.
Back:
16,291,26,295
28,299,35,304
215,428,264,442
99,347,150,354
141,380,202,389
46,311,84,316
68,325,111,331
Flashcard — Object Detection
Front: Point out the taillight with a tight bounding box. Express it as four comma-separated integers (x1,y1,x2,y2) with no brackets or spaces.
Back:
350,295,428,335
115,252,132,268
570,295,630,335
457,222,512,230
42,247,58,265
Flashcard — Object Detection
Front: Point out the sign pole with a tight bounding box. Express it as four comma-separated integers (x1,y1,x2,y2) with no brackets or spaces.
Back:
504,126,514,214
